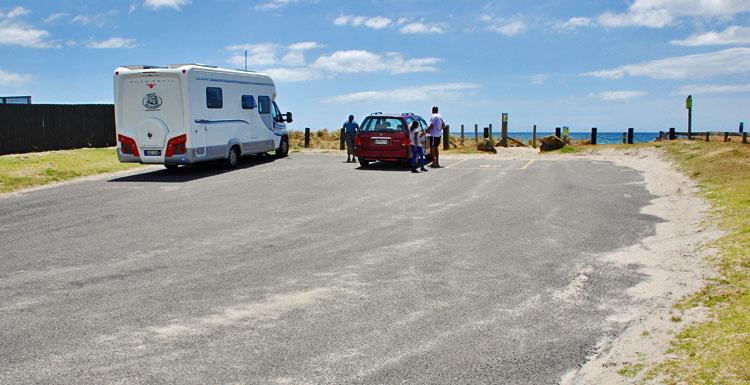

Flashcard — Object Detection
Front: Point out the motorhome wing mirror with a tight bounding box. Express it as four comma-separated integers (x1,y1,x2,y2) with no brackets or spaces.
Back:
285,112,293,123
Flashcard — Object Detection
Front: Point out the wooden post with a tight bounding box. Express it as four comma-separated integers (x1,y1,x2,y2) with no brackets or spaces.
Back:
304,127,311,148
555,127,561,138
622,132,627,144
443,124,450,150
686,95,693,140
532,125,537,148
591,127,597,145
339,128,345,150
669,127,676,140
500,113,508,148
705,132,710,142
460,124,465,145
724,132,729,143
743,132,748,144
474,124,479,142
483,126,489,139
627,128,634,144
489,124,493,142
740,122,745,134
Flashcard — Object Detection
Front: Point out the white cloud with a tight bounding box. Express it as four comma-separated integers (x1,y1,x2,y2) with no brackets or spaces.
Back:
400,21,445,34
255,0,309,11
671,26,750,46
556,17,593,30
591,90,648,101
143,0,190,10
334,15,393,30
87,37,138,49
530,74,548,85
0,68,32,86
480,15,528,37
582,48,750,80
44,13,68,23
226,43,279,66
288,41,320,51
674,83,750,95
598,0,750,28
322,83,481,104
262,67,320,82
0,8,56,48
312,50,440,75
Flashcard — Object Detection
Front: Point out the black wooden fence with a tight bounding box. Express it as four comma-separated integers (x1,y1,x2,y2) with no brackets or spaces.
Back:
0,104,116,155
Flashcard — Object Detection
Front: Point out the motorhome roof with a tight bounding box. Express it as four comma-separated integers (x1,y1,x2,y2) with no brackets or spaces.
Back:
116,64,273,81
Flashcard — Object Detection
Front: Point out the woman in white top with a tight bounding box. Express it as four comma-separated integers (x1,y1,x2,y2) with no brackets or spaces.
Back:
409,121,428,173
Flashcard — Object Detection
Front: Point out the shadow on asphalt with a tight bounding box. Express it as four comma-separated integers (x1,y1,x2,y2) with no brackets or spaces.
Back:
357,161,413,172
108,155,277,183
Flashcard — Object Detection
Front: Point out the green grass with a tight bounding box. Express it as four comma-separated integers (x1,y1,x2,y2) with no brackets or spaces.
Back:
0,148,142,193
618,363,646,378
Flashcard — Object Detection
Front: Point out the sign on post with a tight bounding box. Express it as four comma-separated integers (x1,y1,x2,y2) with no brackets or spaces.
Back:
562,126,569,138
686,95,693,109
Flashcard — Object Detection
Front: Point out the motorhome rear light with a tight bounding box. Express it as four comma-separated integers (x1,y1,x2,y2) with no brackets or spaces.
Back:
117,134,140,157
165,134,187,157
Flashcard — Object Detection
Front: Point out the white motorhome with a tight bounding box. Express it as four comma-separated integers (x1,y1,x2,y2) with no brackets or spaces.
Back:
114,64,292,169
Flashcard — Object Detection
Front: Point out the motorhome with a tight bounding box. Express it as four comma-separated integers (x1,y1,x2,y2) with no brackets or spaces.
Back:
114,64,292,169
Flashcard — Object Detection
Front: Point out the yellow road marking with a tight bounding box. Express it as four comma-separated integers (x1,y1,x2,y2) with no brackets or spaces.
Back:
444,158,471,169
520,159,535,170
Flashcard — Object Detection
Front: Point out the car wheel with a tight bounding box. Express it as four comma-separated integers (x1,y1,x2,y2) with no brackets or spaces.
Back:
226,146,241,168
276,136,289,158
359,159,370,168
164,164,179,171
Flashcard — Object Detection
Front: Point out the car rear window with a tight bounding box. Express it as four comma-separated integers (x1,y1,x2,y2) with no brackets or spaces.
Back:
361,117,406,132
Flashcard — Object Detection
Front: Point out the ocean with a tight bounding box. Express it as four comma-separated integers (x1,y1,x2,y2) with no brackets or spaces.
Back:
452,132,663,145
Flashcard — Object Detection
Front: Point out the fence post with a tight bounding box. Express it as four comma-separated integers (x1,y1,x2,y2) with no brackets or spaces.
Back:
555,127,561,138
706,132,710,142
743,132,748,144
483,126,489,139
532,125,537,148
460,124,465,145
740,122,745,134
669,127,676,140
591,127,597,145
304,127,310,148
622,132,627,144
340,128,345,150
500,113,508,148
443,125,450,150
489,123,493,142
474,124,479,141
724,132,729,143
627,128,634,144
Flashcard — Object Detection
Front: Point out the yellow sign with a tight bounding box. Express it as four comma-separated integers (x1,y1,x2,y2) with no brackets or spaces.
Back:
502,113,508,123
686,95,693,109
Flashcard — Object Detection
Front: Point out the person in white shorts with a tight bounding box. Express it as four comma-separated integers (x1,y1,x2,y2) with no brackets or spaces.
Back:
428,106,445,168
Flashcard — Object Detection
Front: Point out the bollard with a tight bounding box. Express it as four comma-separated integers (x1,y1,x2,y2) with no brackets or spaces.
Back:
483,127,489,139
340,128,345,150
706,132,710,142
627,128,634,144
669,127,676,140
591,127,597,145
443,125,450,151
532,125,537,148
460,124,465,144
555,127,561,138
489,123,493,142
724,132,729,143
304,127,311,148
474,124,479,142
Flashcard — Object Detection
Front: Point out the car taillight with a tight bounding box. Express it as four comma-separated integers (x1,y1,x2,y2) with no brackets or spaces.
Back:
355,135,362,146
402,136,410,146
165,134,187,157
117,134,140,157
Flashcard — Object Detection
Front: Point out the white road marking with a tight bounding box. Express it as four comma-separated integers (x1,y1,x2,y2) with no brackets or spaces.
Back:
444,158,471,169
520,159,535,170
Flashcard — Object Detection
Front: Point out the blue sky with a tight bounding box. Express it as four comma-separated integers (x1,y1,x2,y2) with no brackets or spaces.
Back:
1,0,749,132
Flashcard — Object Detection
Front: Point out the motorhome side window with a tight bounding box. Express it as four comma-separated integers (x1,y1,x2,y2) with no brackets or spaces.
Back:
272,101,282,121
242,95,256,110
206,87,223,109
258,96,270,114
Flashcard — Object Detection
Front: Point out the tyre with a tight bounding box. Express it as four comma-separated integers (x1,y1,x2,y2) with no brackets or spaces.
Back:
359,159,370,168
225,146,241,168
275,136,289,158
164,164,179,171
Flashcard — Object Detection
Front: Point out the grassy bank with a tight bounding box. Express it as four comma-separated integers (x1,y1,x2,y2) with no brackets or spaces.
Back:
651,141,750,384
0,148,142,194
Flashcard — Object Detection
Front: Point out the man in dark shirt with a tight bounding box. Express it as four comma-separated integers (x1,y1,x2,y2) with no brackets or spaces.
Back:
343,115,359,163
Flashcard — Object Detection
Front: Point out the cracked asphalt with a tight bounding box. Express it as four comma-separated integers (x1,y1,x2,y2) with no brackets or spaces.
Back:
0,153,659,384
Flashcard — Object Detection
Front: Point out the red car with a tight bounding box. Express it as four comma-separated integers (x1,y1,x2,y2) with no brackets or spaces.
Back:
355,112,431,168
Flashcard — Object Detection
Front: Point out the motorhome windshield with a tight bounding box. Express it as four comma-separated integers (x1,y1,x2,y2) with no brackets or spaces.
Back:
361,117,406,132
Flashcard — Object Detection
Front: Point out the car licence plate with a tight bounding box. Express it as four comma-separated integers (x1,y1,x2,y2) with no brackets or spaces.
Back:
373,139,390,145
144,150,161,156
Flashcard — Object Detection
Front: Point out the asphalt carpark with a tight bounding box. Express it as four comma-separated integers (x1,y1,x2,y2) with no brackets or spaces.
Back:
0,153,659,384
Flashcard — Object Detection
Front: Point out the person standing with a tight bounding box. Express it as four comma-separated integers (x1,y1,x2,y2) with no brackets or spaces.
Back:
428,106,445,168
409,121,428,173
342,115,359,163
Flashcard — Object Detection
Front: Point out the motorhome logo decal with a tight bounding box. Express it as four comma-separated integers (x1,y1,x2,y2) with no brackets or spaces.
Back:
142,93,162,110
